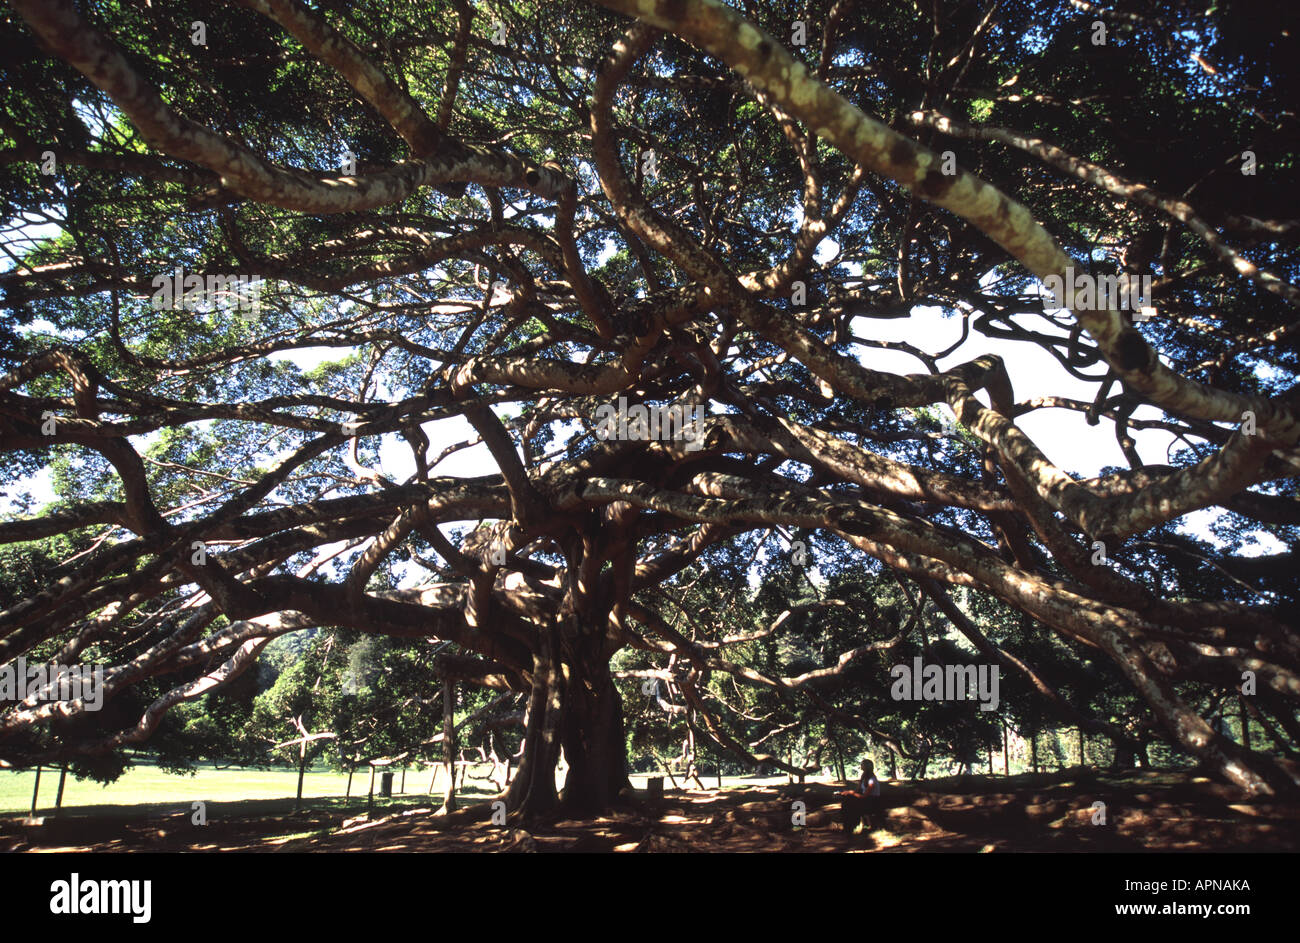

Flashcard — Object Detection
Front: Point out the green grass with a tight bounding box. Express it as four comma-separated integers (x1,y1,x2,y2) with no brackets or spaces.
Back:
1,759,826,817
7,760,1170,818
0,759,455,815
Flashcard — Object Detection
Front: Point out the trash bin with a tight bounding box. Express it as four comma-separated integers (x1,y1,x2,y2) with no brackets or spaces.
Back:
380,771,394,797
646,776,663,799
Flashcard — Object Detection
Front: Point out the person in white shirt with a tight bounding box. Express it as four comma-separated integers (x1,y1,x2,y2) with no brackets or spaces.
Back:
857,759,882,830
838,758,883,834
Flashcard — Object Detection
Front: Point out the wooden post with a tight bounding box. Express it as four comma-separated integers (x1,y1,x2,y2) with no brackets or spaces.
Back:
441,676,457,812
1002,720,1009,775
55,764,68,811
29,766,42,817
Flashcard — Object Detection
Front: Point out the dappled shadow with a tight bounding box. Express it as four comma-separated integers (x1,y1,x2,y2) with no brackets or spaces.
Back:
2,770,1296,853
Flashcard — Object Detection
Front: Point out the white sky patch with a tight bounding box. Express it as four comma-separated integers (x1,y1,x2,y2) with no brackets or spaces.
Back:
594,237,619,267
851,303,1183,478
845,289,1265,549
1176,508,1286,557
378,412,496,481
266,345,356,373
21,317,85,342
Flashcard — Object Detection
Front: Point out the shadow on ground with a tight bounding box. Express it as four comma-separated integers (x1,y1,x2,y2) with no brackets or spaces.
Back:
2,769,1296,853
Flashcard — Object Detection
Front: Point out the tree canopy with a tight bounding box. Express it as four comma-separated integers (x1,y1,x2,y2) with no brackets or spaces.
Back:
1,0,1297,817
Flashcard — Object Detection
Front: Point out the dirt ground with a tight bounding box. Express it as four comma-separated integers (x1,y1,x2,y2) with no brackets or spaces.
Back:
3,769,1297,853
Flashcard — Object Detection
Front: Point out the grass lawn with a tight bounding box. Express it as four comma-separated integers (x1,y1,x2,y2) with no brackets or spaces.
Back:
0,759,465,816
0,757,843,817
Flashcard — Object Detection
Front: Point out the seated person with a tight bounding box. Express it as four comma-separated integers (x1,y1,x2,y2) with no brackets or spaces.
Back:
838,759,883,832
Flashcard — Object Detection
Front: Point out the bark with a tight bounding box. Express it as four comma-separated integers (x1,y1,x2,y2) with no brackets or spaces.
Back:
503,629,562,819
441,676,457,812
558,642,632,812
504,622,631,820
295,741,306,812
910,742,930,781
1112,740,1136,769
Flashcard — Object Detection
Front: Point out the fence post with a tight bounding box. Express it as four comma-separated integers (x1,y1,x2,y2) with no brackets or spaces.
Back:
29,766,42,818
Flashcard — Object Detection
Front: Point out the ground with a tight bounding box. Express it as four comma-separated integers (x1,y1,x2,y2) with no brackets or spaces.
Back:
2,768,1296,852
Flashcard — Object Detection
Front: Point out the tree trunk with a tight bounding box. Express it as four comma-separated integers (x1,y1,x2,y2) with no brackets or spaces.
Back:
1239,696,1251,751
683,709,704,788
503,629,563,819
55,764,68,811
1078,726,1085,767
441,676,457,812
557,631,631,812
295,740,307,812
346,766,354,799
1030,731,1039,774
29,766,41,817
910,743,930,781
505,622,631,821
1002,720,1009,775
1112,739,1136,769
